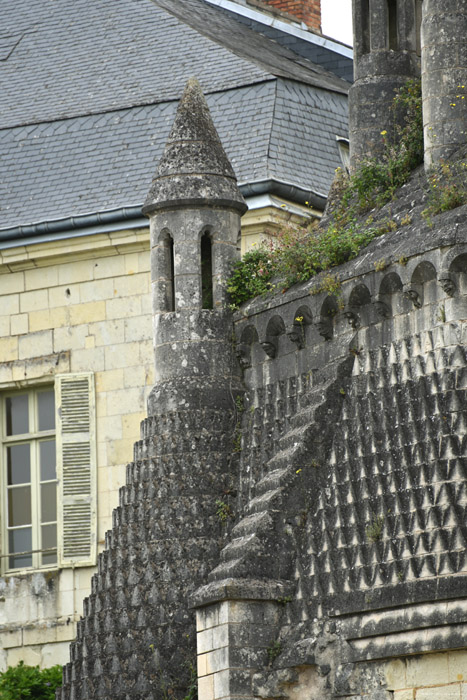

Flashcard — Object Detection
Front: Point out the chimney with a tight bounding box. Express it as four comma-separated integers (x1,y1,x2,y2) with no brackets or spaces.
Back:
247,0,321,32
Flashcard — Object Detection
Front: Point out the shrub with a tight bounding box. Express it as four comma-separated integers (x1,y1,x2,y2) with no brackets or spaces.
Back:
226,246,274,306
0,661,62,700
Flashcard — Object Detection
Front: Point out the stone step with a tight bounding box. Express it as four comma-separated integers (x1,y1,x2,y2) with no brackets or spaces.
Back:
254,467,290,497
277,424,313,453
219,534,259,562
208,558,244,581
231,510,272,537
265,443,304,472
246,487,283,515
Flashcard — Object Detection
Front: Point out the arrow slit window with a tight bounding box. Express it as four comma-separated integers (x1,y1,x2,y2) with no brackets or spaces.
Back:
2,388,57,571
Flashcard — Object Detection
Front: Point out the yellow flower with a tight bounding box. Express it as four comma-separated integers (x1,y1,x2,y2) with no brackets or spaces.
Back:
380,130,387,136
296,469,302,474
281,204,286,208
295,316,304,323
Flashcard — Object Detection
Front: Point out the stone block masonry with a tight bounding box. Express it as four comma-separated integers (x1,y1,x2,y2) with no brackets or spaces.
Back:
0,229,153,670
193,161,467,698
196,597,283,700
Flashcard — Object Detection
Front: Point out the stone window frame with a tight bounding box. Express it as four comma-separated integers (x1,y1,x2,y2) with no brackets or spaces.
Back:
0,373,97,575
0,386,58,573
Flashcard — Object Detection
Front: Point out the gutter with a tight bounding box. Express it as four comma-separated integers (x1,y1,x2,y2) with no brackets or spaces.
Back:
239,178,326,210
204,0,353,58
0,180,326,249
0,207,148,248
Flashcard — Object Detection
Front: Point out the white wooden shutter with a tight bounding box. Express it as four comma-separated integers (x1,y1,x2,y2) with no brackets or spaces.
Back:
55,373,96,567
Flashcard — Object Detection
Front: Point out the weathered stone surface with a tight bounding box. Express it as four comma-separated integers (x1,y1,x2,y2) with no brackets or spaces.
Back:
61,12,467,698
143,78,247,216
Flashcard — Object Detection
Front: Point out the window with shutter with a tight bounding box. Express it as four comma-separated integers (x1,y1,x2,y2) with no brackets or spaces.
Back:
55,373,97,568
0,387,58,572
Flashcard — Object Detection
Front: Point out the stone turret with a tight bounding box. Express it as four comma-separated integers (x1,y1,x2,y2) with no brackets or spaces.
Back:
421,0,467,167
143,77,247,415
58,81,247,700
349,0,422,168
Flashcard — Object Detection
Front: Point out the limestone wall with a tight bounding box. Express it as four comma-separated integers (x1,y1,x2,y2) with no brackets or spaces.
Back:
0,228,153,668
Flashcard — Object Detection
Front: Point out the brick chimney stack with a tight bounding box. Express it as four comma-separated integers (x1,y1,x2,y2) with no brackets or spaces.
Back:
247,0,321,31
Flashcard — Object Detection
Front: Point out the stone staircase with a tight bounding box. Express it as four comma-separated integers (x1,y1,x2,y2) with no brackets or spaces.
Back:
208,354,355,583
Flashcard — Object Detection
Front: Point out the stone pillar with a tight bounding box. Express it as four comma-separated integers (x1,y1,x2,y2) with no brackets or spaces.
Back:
421,0,467,167
193,581,289,700
349,0,421,168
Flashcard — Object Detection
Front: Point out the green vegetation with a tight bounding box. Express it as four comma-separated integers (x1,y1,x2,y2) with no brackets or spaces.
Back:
366,515,384,543
266,641,282,665
227,80,424,308
0,662,62,700
422,160,467,224
182,663,198,700
215,499,233,522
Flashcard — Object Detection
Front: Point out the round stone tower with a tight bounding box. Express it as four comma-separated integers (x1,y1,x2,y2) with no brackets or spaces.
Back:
142,77,247,416
58,80,249,700
349,0,422,168
421,0,467,167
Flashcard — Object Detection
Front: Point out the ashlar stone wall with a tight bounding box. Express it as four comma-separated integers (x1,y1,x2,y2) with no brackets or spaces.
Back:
0,227,153,668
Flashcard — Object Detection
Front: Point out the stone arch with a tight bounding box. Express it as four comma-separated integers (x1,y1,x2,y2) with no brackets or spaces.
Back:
404,261,437,309
442,245,467,273
449,253,467,274
288,305,313,349
155,228,175,312
379,271,403,295
438,252,467,298
411,260,437,286
261,315,286,359
349,283,372,307
316,296,338,341
376,271,404,318
292,304,313,326
236,325,259,369
345,283,371,328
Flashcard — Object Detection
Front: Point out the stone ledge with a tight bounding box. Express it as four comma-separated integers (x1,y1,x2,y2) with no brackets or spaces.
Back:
191,578,294,609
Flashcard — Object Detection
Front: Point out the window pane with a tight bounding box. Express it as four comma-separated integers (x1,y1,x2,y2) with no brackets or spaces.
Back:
41,483,57,523
7,444,30,485
41,524,57,566
38,390,55,432
5,395,29,436
40,440,56,481
8,528,32,569
8,486,32,526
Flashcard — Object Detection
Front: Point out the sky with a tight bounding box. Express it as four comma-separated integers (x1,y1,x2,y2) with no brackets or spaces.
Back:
321,0,353,46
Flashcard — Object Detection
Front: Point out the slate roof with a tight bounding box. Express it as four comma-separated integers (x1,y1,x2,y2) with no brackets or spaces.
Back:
0,0,350,237
203,1,353,82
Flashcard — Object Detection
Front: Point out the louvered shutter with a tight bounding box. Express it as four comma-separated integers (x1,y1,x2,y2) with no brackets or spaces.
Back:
55,373,96,567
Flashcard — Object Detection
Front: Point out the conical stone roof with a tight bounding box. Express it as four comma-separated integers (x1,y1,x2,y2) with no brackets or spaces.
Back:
143,78,247,215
